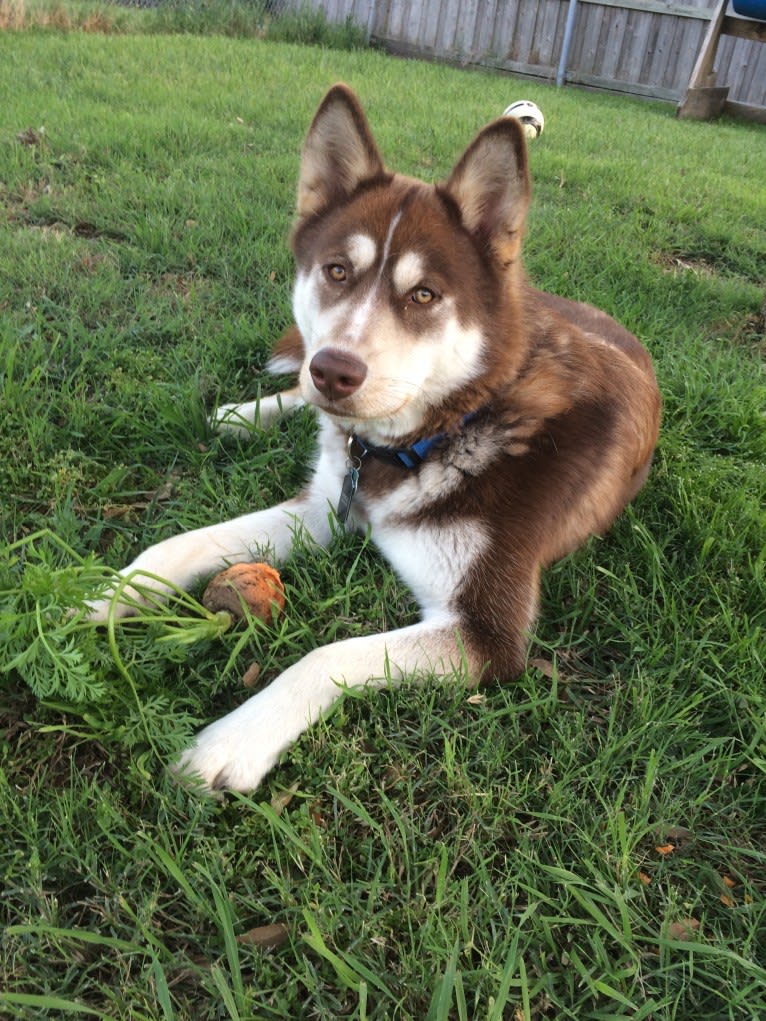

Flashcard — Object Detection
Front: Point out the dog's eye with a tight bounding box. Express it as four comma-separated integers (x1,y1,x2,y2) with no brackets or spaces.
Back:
411,287,435,305
326,264,347,283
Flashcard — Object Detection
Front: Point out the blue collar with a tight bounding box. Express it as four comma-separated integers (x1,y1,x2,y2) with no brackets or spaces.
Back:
352,411,481,469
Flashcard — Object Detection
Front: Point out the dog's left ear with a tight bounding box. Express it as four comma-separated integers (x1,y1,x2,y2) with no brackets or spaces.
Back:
297,84,387,221
444,119,531,268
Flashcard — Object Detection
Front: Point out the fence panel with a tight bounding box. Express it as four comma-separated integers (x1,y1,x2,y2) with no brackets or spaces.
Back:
718,29,766,103
300,0,766,111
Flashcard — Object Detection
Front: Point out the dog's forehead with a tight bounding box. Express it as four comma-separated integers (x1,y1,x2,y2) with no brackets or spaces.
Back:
318,183,463,278
346,232,378,274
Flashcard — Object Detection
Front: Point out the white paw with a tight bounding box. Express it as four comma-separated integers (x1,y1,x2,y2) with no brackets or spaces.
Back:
85,564,179,622
211,401,260,438
85,580,157,622
172,652,343,792
211,392,306,438
174,688,294,792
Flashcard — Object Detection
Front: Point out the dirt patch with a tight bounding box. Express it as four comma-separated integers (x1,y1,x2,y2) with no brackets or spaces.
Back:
653,251,718,277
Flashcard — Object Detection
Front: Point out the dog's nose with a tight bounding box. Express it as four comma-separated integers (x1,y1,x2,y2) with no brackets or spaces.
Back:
309,348,367,401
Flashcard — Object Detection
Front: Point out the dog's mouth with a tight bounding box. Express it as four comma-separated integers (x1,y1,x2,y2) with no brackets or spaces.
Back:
313,395,408,422
301,373,412,424
299,351,424,441
309,391,420,446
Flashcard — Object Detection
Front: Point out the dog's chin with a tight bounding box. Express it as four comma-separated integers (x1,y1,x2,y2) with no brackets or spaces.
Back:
309,394,415,437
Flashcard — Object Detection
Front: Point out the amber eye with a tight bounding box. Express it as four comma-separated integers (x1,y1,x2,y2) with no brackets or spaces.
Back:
411,287,435,305
326,264,347,283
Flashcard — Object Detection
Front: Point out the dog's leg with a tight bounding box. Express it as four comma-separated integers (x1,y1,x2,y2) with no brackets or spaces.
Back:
89,492,331,620
212,385,305,439
176,615,474,792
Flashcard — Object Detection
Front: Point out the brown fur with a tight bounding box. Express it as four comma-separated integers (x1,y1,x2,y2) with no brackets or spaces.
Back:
272,85,660,682
98,86,662,792
272,293,659,679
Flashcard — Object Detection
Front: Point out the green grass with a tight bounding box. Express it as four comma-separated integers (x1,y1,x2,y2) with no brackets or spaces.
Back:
1,0,369,47
1,24,765,1021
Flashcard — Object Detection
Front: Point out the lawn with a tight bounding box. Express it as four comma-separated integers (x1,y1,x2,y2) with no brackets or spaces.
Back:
1,15,765,1021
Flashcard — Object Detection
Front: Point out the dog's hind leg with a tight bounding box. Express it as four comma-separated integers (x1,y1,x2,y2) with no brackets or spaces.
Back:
212,385,305,438
212,324,307,438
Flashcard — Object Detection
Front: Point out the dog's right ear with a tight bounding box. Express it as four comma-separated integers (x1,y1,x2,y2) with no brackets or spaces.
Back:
445,118,531,270
296,85,387,221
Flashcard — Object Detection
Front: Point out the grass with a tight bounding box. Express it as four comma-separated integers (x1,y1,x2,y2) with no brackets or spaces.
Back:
1,19,765,1021
0,0,369,45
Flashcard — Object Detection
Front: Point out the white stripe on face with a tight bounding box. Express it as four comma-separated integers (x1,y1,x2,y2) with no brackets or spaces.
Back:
378,209,403,284
345,209,404,340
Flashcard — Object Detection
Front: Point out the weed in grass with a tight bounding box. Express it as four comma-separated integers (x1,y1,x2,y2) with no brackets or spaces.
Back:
1,27,765,1021
1,0,138,31
0,0,370,46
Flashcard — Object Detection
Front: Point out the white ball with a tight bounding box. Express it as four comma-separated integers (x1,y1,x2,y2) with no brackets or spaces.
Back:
502,100,544,139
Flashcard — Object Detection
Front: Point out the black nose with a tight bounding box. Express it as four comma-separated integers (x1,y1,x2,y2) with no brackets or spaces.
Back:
309,348,367,401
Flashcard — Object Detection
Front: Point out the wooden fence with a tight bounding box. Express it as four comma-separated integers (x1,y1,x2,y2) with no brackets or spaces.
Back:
301,0,766,112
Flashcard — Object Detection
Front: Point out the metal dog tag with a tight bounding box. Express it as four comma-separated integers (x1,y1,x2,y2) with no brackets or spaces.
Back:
336,465,359,524
336,435,363,525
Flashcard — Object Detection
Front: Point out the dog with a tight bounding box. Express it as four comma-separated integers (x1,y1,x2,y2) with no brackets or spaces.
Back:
92,84,661,792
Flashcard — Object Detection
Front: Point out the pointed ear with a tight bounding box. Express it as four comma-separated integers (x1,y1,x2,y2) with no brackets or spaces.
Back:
444,118,531,268
296,84,387,221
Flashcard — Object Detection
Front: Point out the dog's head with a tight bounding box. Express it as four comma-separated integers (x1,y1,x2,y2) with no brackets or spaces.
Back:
289,84,531,445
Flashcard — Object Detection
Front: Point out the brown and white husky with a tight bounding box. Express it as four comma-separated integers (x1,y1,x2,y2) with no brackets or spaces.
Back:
93,84,661,791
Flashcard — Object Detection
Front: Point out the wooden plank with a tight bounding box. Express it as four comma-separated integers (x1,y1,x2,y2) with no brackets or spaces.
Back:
577,0,716,19
571,69,689,100
459,0,480,56
382,0,401,39
512,0,541,65
536,0,566,67
629,9,653,83
639,10,680,89
488,0,515,60
433,0,449,53
474,0,494,56
491,0,513,58
392,0,410,40
684,0,728,89
402,0,420,41
672,17,709,90
724,98,766,122
437,0,462,53
718,31,766,105
612,8,635,82
505,0,525,61
677,84,730,116
571,3,602,74
722,13,766,42
742,36,766,103
482,56,682,98
604,6,629,81
374,0,394,39
642,12,664,87
404,0,425,43
415,0,437,51
478,53,561,80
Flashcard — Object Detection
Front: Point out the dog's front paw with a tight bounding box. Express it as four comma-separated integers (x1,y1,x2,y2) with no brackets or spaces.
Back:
85,568,176,622
174,693,289,793
85,580,153,622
